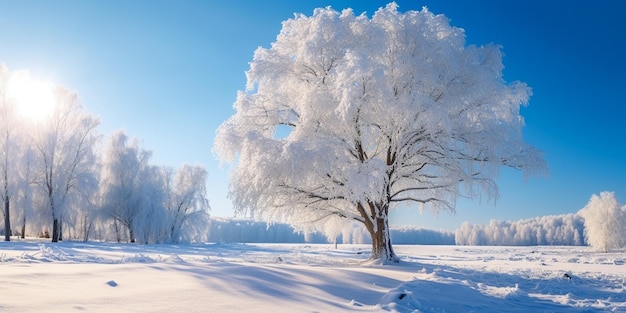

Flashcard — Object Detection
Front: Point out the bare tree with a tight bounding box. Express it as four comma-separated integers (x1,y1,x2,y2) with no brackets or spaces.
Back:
215,4,546,262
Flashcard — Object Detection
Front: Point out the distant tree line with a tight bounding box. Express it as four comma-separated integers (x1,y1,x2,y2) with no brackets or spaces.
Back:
0,65,210,243
455,214,585,246
456,192,626,251
206,217,454,245
210,207,623,248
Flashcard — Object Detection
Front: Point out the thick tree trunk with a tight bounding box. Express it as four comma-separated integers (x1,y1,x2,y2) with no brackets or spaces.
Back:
360,201,399,263
4,196,10,241
368,215,399,263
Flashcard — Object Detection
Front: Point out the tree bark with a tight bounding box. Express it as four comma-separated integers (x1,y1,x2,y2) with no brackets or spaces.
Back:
51,218,59,242
362,202,399,263
129,228,136,243
369,216,399,263
58,219,63,241
4,196,10,241
20,215,25,239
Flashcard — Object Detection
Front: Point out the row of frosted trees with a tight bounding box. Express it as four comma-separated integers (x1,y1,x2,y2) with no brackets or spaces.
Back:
0,65,210,243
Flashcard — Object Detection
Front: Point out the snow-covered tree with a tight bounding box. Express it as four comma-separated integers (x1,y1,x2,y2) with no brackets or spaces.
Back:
100,132,212,244
31,87,100,242
579,192,626,252
163,164,210,243
215,4,545,262
99,131,155,243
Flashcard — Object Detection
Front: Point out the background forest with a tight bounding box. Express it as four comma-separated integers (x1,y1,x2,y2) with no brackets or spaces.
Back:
0,65,210,243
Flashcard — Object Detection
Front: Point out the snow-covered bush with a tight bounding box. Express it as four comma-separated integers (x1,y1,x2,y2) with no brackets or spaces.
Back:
578,192,626,252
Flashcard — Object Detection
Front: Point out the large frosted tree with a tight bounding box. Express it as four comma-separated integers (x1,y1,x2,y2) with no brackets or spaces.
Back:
215,4,545,262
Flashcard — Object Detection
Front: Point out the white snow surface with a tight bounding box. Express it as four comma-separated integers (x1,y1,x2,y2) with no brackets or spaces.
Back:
2,240,625,312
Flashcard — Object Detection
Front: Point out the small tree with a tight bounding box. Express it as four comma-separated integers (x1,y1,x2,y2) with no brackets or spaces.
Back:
163,164,210,243
99,131,154,243
215,4,545,262
579,192,626,252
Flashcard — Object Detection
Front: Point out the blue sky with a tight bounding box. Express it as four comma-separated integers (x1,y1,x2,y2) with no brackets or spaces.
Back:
0,0,624,231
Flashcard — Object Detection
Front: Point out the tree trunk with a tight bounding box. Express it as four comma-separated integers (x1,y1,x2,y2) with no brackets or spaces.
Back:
51,218,60,242
360,201,399,263
114,220,121,243
82,215,91,242
4,196,10,241
58,219,63,241
368,215,399,263
129,228,136,243
357,201,400,263
20,215,25,239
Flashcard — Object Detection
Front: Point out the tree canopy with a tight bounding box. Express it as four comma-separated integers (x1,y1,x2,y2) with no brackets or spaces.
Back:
215,4,546,262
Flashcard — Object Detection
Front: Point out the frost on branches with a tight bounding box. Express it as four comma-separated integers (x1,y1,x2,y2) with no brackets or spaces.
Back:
214,3,546,262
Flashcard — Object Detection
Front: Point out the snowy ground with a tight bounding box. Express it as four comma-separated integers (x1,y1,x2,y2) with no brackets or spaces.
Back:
1,240,625,312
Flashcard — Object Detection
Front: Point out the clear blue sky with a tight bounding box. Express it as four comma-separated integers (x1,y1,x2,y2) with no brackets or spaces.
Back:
1,0,624,231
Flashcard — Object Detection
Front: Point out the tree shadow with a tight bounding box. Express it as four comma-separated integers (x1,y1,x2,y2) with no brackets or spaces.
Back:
172,260,404,311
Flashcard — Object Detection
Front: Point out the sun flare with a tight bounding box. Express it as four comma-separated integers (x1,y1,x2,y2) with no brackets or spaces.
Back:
7,71,56,123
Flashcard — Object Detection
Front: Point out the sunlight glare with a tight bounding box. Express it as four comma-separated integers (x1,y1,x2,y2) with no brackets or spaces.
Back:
8,71,56,123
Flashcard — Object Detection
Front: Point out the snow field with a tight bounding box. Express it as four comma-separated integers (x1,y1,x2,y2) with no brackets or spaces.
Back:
1,241,625,312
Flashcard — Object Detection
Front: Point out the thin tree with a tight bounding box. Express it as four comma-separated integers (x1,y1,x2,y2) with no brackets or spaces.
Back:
0,64,15,241
0,66,31,241
215,4,546,262
16,148,36,239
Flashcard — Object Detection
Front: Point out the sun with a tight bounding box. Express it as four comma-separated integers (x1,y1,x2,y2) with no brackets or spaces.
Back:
7,71,56,123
